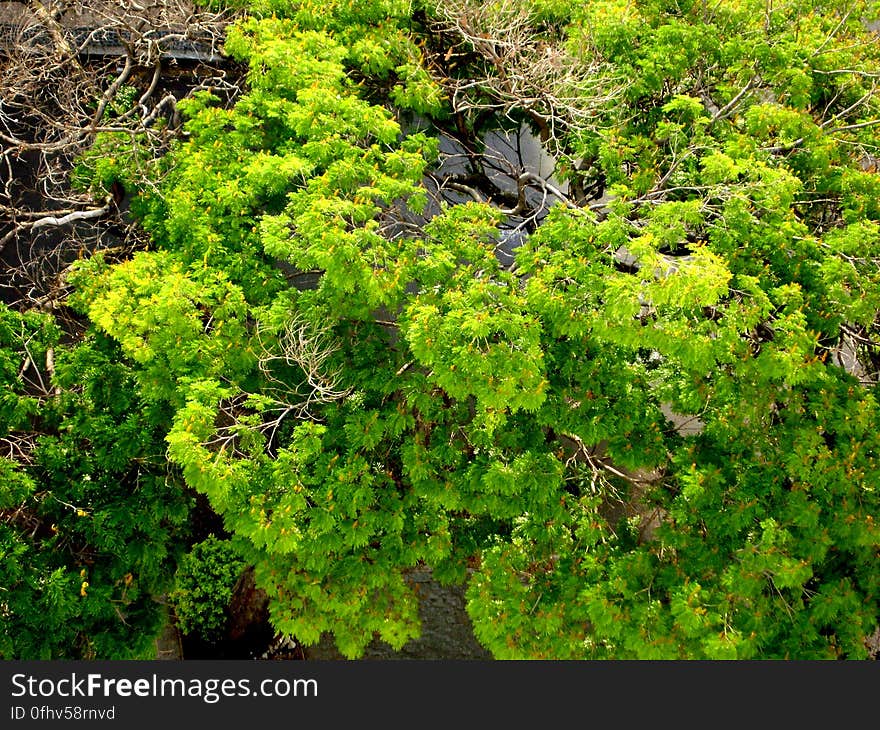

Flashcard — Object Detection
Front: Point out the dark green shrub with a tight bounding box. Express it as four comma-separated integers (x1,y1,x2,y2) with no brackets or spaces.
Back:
170,536,244,643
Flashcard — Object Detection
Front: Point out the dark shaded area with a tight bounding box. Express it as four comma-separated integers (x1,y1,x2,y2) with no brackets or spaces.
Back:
187,490,231,544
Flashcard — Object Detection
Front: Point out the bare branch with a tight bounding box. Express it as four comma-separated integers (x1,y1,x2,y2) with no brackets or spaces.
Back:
29,201,112,231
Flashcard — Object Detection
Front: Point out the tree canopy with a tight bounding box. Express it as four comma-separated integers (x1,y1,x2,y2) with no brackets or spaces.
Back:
3,0,879,659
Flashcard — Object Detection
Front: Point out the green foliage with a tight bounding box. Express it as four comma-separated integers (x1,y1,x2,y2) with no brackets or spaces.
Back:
71,129,164,200
67,0,880,660
225,1,447,116
170,535,244,642
0,306,191,659
69,252,255,403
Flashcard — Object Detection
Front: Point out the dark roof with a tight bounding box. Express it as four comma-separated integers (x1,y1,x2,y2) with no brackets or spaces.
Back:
0,1,224,60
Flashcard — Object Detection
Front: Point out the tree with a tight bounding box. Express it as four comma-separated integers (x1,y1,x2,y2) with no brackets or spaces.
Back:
0,304,191,658
64,0,880,658
0,0,234,659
